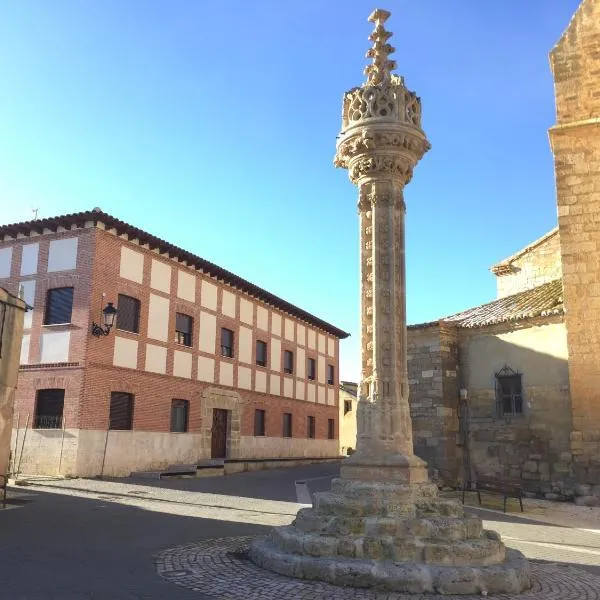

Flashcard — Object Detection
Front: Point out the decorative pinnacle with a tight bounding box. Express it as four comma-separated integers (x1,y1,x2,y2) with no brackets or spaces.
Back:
364,9,397,86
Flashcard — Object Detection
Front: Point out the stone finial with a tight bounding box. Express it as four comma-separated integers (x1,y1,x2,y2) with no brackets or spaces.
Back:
364,9,397,86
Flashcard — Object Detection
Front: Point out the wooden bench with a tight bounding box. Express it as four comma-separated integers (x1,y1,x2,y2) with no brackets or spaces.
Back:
0,475,6,509
462,475,524,513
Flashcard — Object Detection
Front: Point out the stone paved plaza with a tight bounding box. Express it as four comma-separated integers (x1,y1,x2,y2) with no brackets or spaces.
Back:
1,463,600,598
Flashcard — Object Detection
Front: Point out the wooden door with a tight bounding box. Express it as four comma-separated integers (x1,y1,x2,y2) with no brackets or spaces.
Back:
211,409,228,459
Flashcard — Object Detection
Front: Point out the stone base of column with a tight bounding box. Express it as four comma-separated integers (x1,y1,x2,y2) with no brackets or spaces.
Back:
340,452,429,484
249,475,531,595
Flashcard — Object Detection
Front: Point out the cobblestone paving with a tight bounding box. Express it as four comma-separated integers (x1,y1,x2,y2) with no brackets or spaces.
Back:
155,536,600,599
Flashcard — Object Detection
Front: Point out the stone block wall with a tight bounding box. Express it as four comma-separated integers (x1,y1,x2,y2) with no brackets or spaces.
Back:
407,322,461,484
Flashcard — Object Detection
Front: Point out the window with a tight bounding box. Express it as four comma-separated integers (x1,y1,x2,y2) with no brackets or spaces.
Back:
254,409,265,436
116,294,140,333
307,358,316,381
175,313,193,347
307,416,315,439
284,350,294,374
221,328,234,358
171,399,189,433
109,392,134,430
282,412,292,438
327,364,335,385
256,340,267,367
344,400,352,414
44,287,74,325
328,418,335,440
495,366,523,416
34,389,64,429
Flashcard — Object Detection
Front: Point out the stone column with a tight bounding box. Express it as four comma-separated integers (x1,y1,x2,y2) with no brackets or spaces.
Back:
334,9,430,485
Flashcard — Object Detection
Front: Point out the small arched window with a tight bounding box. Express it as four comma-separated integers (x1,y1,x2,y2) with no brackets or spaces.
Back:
495,365,523,416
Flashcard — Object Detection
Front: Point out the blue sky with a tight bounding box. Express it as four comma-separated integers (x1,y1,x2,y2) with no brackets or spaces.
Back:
0,1,581,380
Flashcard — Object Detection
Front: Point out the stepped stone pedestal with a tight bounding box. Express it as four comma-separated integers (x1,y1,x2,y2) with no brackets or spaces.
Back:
250,9,531,595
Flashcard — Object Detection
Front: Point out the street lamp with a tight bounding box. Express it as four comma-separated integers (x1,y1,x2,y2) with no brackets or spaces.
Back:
91,302,118,337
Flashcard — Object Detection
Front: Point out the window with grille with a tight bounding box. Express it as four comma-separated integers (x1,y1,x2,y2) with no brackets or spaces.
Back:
344,400,352,414
221,328,234,358
254,409,265,436
256,340,267,367
109,392,134,430
171,399,189,433
328,418,335,440
284,350,294,374
495,366,523,416
175,313,193,347
327,364,335,385
44,287,74,325
116,294,140,333
307,358,316,381
282,413,292,438
307,415,315,439
34,389,64,429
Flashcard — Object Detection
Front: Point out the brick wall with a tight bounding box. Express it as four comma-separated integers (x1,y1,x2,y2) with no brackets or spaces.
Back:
550,0,600,485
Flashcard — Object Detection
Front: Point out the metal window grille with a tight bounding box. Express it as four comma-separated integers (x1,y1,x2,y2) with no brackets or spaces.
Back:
284,350,294,374
171,399,189,433
175,313,193,347
116,294,140,333
327,418,335,440
254,409,265,436
44,288,74,325
256,340,267,367
344,400,352,414
221,328,234,358
307,416,315,439
34,389,65,429
110,392,134,430
282,413,292,438
495,366,523,416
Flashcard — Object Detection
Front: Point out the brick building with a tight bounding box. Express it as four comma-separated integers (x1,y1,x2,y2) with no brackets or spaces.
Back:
0,209,348,476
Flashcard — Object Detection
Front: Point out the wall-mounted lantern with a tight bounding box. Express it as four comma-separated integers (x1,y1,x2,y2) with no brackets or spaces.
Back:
91,302,118,337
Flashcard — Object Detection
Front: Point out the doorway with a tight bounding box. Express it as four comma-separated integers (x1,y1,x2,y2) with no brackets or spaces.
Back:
211,408,229,459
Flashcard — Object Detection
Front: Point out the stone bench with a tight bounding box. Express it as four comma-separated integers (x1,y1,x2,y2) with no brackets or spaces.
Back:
462,476,524,513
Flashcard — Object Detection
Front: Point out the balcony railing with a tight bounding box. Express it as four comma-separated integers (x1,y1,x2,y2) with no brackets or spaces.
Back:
33,415,63,429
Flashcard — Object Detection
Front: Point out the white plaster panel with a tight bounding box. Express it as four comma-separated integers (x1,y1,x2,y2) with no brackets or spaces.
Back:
20,334,30,364
177,270,196,302
20,243,39,276
47,238,78,272
20,280,35,329
238,435,338,461
297,324,305,347
318,333,326,354
173,350,192,379
271,313,282,337
318,355,326,384
219,361,234,387
199,311,217,354
113,336,138,369
270,338,281,371
318,386,326,404
0,247,12,278
284,319,294,342
255,370,267,393
283,377,294,398
257,306,269,331
269,374,281,396
295,380,305,401
145,344,167,374
40,331,70,363
327,388,335,406
240,298,254,325
119,247,144,284
307,329,316,350
238,326,252,364
296,347,306,379
147,294,170,342
221,290,236,318
238,366,252,390
327,337,335,357
201,280,218,310
197,356,215,382
150,259,171,293
307,383,316,403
